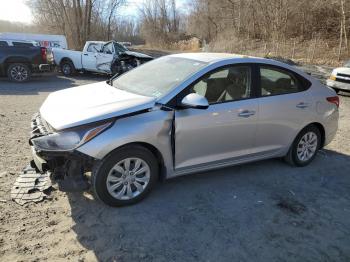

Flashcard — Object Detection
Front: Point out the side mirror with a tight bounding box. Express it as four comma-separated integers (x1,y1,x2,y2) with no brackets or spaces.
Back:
181,93,209,109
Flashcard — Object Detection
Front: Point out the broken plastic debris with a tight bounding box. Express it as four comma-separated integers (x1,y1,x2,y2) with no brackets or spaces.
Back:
11,166,53,205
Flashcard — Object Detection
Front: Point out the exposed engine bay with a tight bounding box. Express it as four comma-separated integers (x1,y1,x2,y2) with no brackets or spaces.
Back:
110,50,153,75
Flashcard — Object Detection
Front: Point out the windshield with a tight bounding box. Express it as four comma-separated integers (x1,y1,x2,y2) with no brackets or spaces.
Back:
112,56,208,98
344,60,350,68
114,42,128,53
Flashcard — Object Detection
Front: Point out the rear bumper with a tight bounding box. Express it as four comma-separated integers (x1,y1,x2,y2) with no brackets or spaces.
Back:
38,64,52,71
32,64,55,73
327,79,350,91
323,109,339,147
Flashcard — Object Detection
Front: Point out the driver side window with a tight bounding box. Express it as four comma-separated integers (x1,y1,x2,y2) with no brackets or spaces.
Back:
190,65,252,104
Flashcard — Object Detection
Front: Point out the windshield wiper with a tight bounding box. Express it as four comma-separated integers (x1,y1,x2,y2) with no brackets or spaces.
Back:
108,73,120,87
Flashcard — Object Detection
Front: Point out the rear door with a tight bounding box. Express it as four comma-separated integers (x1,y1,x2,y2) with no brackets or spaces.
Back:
174,64,259,170
254,65,313,155
96,42,114,73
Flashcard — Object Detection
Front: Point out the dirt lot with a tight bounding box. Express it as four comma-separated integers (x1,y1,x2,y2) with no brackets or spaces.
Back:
0,70,350,262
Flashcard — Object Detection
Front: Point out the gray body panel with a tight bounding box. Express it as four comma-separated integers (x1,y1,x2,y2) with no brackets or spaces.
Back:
174,99,258,169
49,53,338,179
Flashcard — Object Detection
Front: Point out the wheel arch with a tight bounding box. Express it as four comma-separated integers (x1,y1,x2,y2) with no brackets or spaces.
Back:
301,122,326,148
4,57,32,72
103,142,166,181
60,57,74,67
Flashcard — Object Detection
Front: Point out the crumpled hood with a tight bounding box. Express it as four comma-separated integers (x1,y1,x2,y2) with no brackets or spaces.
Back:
40,81,156,130
124,50,152,59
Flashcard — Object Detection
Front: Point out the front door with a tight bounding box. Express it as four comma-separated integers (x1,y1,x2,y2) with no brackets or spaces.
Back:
174,64,259,170
96,42,114,73
82,43,100,72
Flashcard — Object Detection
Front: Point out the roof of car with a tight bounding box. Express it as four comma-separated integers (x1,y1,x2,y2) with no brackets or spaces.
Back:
169,52,260,63
0,39,38,43
86,41,106,44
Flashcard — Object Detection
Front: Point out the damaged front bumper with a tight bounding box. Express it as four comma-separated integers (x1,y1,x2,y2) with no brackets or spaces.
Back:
29,113,94,191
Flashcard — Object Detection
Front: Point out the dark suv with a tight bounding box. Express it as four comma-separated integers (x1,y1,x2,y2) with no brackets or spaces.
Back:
0,40,54,82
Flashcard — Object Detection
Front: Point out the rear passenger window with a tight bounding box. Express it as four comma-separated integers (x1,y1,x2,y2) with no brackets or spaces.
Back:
260,67,300,96
13,42,33,47
0,41,8,46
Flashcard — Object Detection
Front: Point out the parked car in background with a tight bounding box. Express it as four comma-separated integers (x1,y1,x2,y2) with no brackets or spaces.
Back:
0,39,40,47
0,43,54,82
29,53,339,207
52,40,153,76
0,32,68,49
327,60,350,93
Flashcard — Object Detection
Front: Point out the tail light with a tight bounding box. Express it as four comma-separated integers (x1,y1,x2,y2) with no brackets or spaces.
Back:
326,96,339,108
40,47,47,63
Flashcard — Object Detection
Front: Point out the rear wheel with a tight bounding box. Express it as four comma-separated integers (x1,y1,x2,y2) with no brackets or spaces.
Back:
92,145,159,207
60,60,76,76
284,125,321,167
7,63,31,82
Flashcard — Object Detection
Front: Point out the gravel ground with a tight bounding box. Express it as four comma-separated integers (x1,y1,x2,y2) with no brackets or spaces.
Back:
0,69,350,262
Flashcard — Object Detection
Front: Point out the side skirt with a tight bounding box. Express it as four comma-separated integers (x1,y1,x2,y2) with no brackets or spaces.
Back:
170,150,281,179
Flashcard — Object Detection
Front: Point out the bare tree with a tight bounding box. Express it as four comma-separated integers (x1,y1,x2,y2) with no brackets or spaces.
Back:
139,0,180,48
105,0,126,40
29,0,128,49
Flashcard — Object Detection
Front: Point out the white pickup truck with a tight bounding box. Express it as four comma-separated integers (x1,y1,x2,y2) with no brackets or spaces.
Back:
52,41,153,76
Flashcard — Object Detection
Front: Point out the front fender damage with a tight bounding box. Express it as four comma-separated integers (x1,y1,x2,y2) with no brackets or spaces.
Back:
26,107,169,193
30,148,93,192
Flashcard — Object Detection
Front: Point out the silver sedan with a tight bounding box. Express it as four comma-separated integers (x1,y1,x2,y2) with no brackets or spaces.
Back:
30,53,339,206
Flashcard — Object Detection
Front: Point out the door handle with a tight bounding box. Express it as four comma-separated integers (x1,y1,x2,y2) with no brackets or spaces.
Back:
296,102,309,109
83,53,88,56
238,110,255,118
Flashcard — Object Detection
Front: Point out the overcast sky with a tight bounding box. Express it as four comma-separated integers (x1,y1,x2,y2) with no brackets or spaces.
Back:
0,0,189,24
0,0,33,23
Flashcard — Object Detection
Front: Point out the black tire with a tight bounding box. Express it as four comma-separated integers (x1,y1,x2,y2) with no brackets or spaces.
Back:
92,145,159,207
333,88,341,94
284,125,321,167
60,60,76,76
111,62,120,76
7,63,31,82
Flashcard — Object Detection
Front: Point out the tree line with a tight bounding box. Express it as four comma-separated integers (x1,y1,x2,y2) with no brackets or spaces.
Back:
138,0,349,61
27,0,143,49
1,0,349,63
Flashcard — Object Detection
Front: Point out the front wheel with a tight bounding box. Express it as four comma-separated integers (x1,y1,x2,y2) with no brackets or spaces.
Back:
7,63,31,82
284,125,321,167
92,145,159,207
